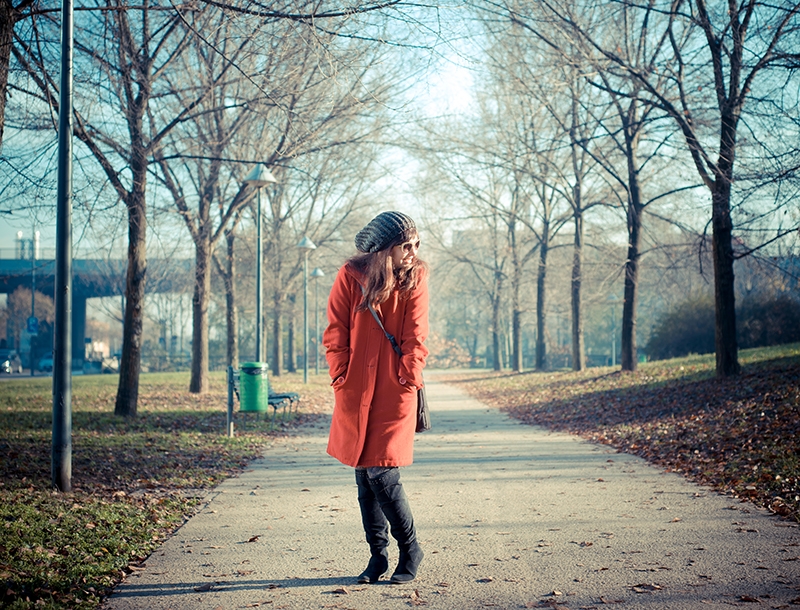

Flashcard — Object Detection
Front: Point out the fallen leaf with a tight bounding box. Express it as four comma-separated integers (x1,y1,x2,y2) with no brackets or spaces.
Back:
246,535,260,543
476,577,494,583
632,583,662,593
410,589,427,606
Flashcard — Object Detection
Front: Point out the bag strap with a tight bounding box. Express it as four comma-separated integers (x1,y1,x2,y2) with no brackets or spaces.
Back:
366,301,404,358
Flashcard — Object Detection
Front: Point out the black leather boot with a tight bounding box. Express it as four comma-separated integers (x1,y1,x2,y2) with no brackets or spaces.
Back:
368,468,424,584
355,469,389,583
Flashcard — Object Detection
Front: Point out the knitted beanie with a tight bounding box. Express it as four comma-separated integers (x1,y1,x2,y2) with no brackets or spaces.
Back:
354,211,416,253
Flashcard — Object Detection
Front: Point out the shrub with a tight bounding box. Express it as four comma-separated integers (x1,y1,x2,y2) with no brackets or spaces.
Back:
645,295,715,360
738,294,800,348
645,293,800,360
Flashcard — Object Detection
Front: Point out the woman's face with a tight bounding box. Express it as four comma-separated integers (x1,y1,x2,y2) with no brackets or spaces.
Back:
390,233,420,270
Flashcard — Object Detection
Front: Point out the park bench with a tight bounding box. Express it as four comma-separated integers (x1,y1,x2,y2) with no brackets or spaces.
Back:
225,366,300,435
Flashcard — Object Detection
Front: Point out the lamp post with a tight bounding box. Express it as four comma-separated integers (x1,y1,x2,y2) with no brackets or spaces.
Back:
52,0,74,493
242,164,277,363
310,267,325,375
296,237,317,383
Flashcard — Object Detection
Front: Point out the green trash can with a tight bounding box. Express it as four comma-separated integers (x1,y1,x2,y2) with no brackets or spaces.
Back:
239,362,269,412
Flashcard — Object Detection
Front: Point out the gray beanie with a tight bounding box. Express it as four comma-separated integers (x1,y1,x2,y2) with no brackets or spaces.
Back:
354,211,416,253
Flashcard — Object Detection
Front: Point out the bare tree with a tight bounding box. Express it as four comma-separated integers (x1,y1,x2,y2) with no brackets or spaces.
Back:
522,4,701,372
152,9,265,393
0,0,41,152
212,207,245,369
528,0,800,377
14,0,236,415
532,61,607,372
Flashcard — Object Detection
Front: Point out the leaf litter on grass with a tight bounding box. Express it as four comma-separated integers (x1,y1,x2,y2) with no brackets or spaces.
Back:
0,370,334,609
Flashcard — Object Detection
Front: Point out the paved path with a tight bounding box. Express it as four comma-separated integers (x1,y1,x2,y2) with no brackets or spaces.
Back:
104,377,799,610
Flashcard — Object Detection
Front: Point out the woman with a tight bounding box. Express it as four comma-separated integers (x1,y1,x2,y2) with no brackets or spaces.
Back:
323,211,428,585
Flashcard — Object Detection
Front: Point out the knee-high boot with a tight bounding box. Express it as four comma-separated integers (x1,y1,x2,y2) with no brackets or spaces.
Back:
368,468,424,584
355,469,390,583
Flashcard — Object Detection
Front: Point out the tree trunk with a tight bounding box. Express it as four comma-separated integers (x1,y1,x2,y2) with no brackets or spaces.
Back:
271,294,282,377
571,212,585,371
712,149,740,377
491,284,502,371
535,222,550,371
115,190,147,417
287,295,296,373
621,125,643,372
620,253,639,371
509,217,522,372
512,309,521,372
0,0,14,153
224,228,238,369
189,235,211,393
491,271,503,371
510,269,521,373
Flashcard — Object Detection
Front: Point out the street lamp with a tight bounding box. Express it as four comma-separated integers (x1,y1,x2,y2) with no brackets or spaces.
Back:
310,267,325,375
242,164,277,363
296,237,317,383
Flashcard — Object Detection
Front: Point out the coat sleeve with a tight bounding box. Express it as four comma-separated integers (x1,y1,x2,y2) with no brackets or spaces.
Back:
323,266,354,382
398,275,429,388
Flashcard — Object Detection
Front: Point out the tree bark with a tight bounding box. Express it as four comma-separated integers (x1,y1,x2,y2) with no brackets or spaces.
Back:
712,118,740,377
287,294,296,373
189,235,211,393
491,301,502,371
621,118,643,372
535,224,549,371
0,0,14,153
115,188,147,417
510,223,522,372
571,211,585,371
271,294,282,377
223,227,238,369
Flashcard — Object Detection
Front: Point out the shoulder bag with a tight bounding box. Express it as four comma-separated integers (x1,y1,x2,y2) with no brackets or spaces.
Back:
366,302,431,433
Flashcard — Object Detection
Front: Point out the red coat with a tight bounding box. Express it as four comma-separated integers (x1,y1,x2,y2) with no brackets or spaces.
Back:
324,263,429,468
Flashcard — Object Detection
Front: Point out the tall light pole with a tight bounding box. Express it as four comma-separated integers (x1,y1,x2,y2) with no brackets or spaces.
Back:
296,237,317,383
242,164,277,363
53,0,74,493
311,267,325,375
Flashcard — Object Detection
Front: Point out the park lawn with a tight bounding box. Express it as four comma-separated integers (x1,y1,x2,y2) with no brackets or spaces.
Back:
445,343,800,524
0,370,334,610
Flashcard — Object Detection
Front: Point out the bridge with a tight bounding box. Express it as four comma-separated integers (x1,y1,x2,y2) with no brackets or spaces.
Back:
0,257,193,366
